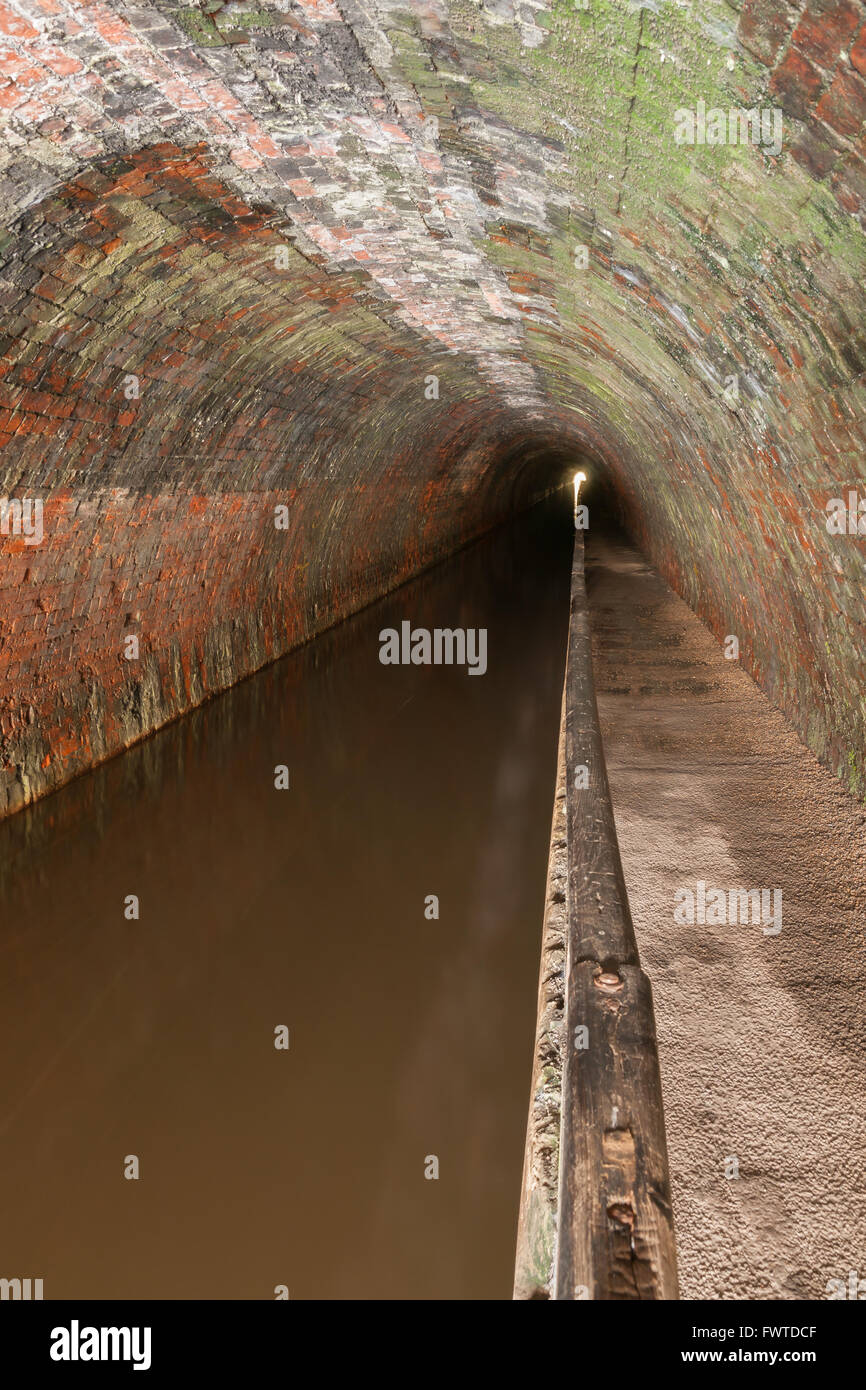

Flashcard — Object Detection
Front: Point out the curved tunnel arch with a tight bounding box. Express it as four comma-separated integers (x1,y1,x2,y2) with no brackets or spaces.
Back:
0,0,864,814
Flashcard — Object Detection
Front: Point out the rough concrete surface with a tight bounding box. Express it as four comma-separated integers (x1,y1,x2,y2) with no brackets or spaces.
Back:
587,527,866,1301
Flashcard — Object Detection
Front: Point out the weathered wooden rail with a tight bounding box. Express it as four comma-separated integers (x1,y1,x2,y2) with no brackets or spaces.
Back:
514,526,678,1300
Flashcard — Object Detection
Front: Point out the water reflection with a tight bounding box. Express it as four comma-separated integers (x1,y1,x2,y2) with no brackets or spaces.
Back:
0,493,573,1300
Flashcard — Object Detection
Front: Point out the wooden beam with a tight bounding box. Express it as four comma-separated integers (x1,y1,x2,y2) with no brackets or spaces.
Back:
515,529,678,1299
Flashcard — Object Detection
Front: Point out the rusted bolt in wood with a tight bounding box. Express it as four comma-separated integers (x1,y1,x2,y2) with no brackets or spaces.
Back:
607,1201,636,1230
594,970,623,992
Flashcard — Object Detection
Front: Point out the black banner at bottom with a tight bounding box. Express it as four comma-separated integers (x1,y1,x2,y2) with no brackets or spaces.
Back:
0,1298,858,1377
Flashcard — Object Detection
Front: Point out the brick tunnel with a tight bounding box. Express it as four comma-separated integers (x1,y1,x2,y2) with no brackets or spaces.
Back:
1,0,865,1315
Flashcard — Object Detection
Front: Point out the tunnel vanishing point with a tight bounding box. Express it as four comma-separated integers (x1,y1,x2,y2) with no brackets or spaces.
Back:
0,0,865,819
0,0,865,1303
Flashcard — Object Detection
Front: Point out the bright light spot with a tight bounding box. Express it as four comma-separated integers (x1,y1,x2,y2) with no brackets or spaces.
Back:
573,470,587,528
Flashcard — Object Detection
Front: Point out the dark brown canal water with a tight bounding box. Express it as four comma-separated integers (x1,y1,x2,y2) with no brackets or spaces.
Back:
0,493,574,1300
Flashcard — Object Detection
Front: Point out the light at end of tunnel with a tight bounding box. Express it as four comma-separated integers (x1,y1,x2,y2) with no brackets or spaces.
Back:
573,470,587,524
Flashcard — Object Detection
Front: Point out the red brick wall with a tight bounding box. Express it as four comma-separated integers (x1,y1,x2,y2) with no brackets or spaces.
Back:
1,1,865,811
0,148,580,814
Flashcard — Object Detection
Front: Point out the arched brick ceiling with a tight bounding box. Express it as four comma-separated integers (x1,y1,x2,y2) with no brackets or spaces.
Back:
0,0,864,813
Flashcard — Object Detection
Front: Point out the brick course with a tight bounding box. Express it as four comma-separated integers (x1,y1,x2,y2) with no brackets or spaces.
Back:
0,0,864,807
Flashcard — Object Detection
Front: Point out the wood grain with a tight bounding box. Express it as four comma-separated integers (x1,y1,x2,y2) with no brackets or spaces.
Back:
516,529,679,1299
